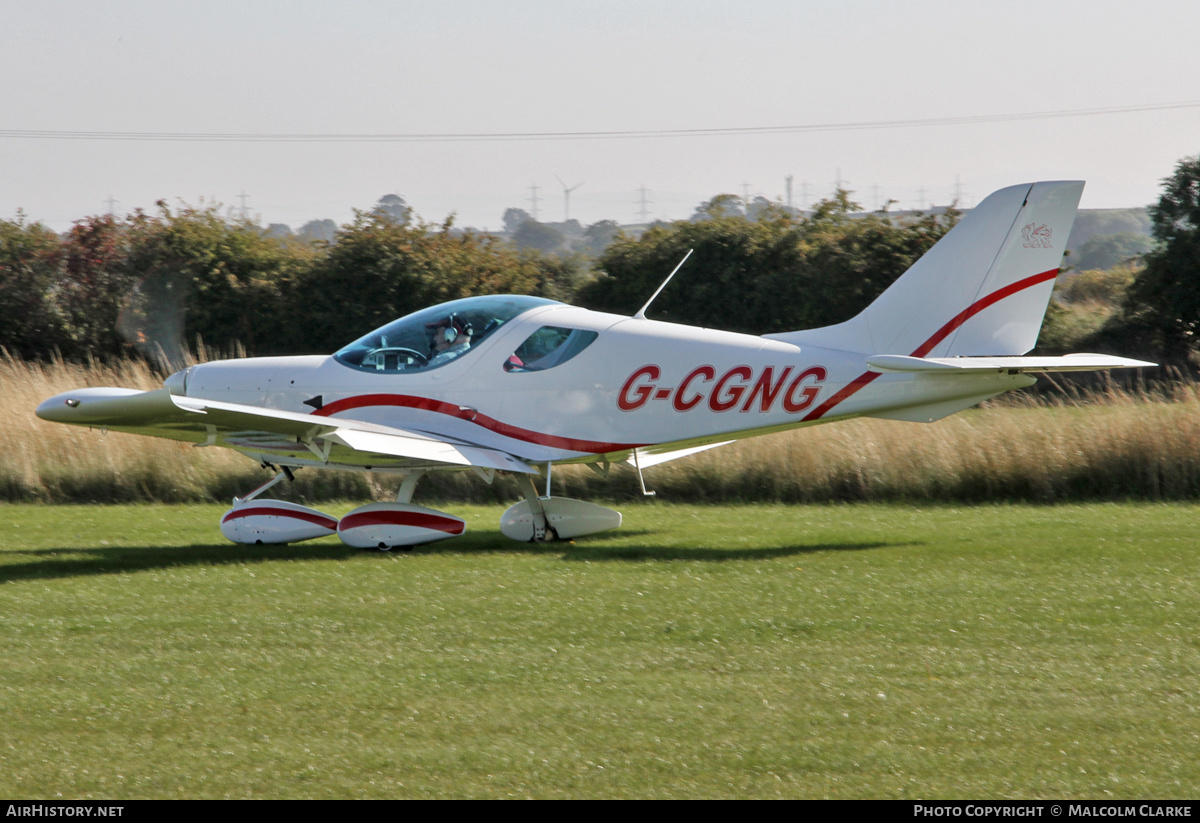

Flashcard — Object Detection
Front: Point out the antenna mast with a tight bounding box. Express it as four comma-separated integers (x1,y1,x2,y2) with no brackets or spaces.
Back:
634,249,694,320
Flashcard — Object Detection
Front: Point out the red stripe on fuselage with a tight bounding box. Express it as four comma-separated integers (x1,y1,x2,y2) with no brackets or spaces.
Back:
801,268,1059,422
799,370,884,422
313,393,647,454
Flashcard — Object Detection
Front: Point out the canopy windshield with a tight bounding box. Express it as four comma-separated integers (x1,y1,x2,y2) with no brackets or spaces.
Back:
334,295,559,374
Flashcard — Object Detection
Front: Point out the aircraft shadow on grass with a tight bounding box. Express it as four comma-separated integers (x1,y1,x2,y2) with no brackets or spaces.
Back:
0,533,909,583
0,542,349,584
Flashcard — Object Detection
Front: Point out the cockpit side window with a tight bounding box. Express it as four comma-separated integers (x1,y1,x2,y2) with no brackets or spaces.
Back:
334,295,559,375
504,326,599,372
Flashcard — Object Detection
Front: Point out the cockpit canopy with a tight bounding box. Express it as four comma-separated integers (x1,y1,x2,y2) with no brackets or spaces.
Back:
334,294,560,374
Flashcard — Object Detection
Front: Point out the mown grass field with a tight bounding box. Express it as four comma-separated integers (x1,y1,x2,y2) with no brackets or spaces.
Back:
2,501,1197,799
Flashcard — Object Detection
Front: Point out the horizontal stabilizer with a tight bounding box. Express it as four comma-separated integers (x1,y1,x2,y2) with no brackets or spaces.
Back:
865,353,1155,374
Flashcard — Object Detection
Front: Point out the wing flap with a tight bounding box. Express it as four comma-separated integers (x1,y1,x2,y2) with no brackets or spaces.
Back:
324,429,533,473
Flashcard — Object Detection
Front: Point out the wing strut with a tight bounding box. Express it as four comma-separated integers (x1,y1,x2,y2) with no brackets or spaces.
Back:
234,469,292,504
396,470,426,503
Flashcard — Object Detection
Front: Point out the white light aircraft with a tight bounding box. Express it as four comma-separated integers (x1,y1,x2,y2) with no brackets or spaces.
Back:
37,181,1152,549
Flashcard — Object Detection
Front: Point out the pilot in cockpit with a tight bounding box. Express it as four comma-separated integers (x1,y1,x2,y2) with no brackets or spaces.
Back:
426,314,473,367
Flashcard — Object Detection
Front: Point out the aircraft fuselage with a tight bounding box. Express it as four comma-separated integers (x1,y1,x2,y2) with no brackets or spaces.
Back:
171,302,1031,467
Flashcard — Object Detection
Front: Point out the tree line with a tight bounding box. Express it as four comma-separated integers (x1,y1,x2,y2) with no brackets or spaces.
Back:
0,203,583,364
3,155,1197,368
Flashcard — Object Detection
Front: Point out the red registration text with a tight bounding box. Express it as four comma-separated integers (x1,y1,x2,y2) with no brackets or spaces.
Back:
618,364,826,414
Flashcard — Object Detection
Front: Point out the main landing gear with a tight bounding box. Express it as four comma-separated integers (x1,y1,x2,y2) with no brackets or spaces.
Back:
499,474,621,542
220,464,621,550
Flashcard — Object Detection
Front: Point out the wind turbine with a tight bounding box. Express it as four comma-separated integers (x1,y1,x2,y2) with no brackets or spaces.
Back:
554,174,584,222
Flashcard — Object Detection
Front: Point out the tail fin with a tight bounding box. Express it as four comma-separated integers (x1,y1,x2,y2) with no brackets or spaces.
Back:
768,181,1084,356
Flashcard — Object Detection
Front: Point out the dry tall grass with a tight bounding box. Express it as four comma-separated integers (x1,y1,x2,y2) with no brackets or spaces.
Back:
9,353,1199,504
605,388,1200,504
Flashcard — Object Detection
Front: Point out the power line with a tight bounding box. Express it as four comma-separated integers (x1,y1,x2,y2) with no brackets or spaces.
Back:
2,101,1197,144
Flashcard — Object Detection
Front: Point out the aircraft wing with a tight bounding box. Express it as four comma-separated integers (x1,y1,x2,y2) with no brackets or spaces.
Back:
36,387,537,474
865,353,1155,374
627,440,734,469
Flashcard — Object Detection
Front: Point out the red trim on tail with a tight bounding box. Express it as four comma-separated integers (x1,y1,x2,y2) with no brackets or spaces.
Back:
910,268,1059,358
802,267,1060,422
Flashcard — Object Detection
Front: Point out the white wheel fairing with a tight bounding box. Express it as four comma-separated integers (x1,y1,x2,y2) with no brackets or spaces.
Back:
500,497,622,542
336,502,466,549
220,500,338,544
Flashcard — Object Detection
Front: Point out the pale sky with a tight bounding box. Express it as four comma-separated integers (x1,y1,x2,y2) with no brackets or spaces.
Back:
3,0,1198,232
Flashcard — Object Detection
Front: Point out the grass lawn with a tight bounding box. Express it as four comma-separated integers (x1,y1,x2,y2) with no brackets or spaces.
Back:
1,501,1197,799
